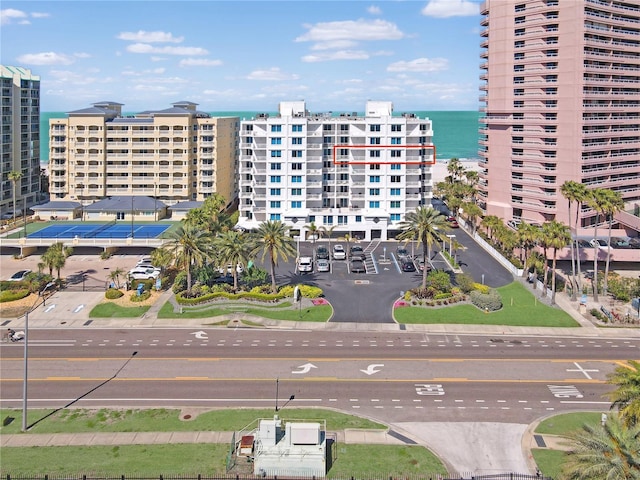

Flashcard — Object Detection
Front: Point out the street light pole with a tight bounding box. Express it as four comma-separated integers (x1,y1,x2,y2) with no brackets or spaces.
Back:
22,281,55,431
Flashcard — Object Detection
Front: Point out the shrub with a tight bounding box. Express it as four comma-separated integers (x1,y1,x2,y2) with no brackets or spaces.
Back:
100,251,112,260
427,270,452,293
105,288,124,300
404,290,412,302
589,308,607,322
279,284,323,298
0,288,30,303
410,286,437,299
470,289,502,311
472,282,490,294
434,292,453,300
130,291,151,302
172,271,187,293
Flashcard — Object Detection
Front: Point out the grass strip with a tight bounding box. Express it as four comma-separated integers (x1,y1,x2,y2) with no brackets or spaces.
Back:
534,411,601,435
531,449,565,480
89,302,151,318
395,281,578,327
158,301,331,322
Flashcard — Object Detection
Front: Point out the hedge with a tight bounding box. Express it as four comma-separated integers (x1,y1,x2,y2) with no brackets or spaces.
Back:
105,288,124,300
0,288,30,303
176,290,287,305
470,289,502,311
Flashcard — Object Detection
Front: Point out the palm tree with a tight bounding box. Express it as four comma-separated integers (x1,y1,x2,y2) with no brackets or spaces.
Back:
561,181,588,300
480,215,502,241
461,201,482,234
8,170,22,224
545,220,571,304
214,230,255,291
164,223,213,293
304,221,319,245
446,158,464,182
253,220,296,293
150,247,174,273
561,414,640,480
607,360,640,428
526,251,546,290
586,188,610,302
517,222,540,279
108,268,125,289
602,190,624,298
397,207,450,289
41,242,73,280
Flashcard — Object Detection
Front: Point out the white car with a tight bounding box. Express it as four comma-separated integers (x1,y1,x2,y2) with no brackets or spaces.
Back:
8,269,31,281
128,267,160,280
332,244,346,260
298,256,313,273
316,259,330,273
590,239,610,250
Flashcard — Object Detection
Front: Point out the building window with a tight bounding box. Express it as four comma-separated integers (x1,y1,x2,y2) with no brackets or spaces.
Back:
291,188,302,195
515,28,525,36
270,176,281,183
514,100,524,108
390,188,401,196
270,188,281,195
270,163,281,170
514,40,525,48
390,176,401,183
291,201,302,208
370,124,381,132
515,16,525,24
370,137,381,145
323,215,333,224
391,137,402,145
271,150,282,157
369,164,380,170
292,150,303,158
292,137,303,145
271,125,282,132
337,215,347,225
514,64,524,72
270,213,281,220
369,175,380,183
355,215,362,222
292,125,302,132
390,214,401,222
514,52,524,60
369,201,380,208
370,150,381,158
514,76,524,84
292,163,303,170
340,136,349,144
391,124,402,132
270,201,281,208
391,150,402,158
391,163,401,170
271,138,281,145
390,200,401,208
291,175,302,183
369,188,380,196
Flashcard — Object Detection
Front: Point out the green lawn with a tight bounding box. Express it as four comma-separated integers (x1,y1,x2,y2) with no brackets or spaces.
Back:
531,449,565,480
0,408,447,477
158,300,332,322
394,281,579,327
89,302,151,318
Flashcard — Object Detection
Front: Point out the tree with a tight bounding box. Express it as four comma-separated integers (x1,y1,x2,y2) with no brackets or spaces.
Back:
526,251,546,290
164,223,213,293
304,221,319,245
561,414,640,480
601,190,624,298
607,360,640,428
150,247,174,272
545,220,571,304
214,230,255,291
481,215,502,241
397,207,450,289
461,201,482,234
108,268,126,289
586,188,611,302
253,220,296,294
8,170,22,224
446,158,464,182
561,181,588,299
318,224,337,245
517,222,540,278
184,194,232,235
41,242,73,280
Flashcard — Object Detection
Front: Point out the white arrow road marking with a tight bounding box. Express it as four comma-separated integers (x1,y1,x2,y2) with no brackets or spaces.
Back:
360,364,384,375
44,305,56,313
191,331,208,339
73,304,85,313
292,363,317,374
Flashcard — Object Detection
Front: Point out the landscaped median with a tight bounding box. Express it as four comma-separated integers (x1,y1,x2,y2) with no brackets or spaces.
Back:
393,281,579,327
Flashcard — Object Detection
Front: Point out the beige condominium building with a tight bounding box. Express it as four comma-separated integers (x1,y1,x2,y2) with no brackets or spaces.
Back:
478,0,640,236
237,101,434,241
49,101,239,210
1,65,41,218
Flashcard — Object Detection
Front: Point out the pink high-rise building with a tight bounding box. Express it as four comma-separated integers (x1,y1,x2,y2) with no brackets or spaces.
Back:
478,0,640,236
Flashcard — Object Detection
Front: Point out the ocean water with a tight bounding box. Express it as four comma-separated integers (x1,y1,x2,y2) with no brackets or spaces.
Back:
41,110,480,163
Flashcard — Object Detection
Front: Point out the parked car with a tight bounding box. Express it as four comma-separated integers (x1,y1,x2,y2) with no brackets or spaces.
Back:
350,259,366,273
8,269,31,282
629,238,640,249
316,246,330,260
128,267,160,280
590,238,610,250
316,259,330,273
298,256,313,273
401,259,416,272
396,245,409,258
447,217,459,228
349,245,366,261
576,239,592,248
415,256,430,272
610,237,632,249
332,244,346,260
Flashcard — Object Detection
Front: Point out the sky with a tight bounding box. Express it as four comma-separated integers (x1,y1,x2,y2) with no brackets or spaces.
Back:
1,0,483,113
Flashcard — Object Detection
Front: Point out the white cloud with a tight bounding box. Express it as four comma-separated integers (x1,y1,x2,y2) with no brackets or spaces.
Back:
1,8,28,25
421,0,479,18
31,12,50,18
302,50,370,63
310,40,358,51
17,52,75,66
246,67,299,81
367,6,382,15
122,68,167,77
126,43,208,56
387,57,449,72
296,19,404,43
73,52,91,59
179,58,223,67
117,31,184,43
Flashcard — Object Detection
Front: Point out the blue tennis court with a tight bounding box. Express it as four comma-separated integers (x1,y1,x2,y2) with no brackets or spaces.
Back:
28,223,170,239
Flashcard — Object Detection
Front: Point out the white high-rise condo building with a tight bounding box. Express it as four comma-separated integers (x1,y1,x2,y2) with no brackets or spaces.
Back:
479,0,640,235
49,101,239,208
1,66,41,218
237,101,435,241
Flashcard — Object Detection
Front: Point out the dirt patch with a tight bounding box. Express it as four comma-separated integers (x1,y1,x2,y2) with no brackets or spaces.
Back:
0,293,40,318
99,288,163,308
